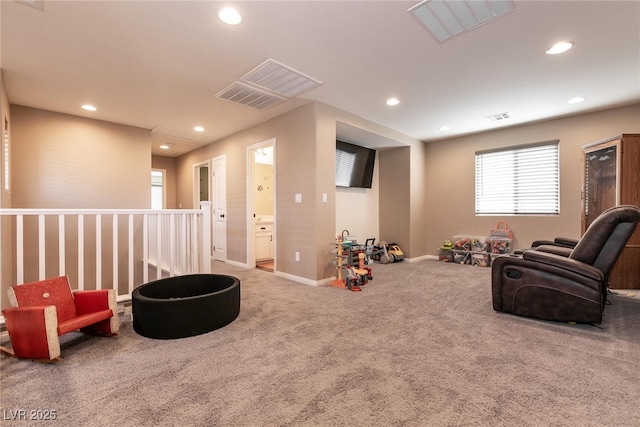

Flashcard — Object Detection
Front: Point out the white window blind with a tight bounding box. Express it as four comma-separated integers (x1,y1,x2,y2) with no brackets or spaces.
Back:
475,141,559,215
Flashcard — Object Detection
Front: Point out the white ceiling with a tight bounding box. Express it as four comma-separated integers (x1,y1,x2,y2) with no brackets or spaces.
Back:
2,1,639,157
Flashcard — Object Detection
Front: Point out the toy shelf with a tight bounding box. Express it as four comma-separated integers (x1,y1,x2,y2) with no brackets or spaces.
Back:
440,235,512,267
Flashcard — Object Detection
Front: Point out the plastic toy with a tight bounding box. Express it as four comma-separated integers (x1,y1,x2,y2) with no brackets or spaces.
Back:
372,241,404,264
364,238,376,264
440,240,454,250
454,238,471,251
329,236,373,291
439,240,454,262
351,253,369,291
329,236,348,289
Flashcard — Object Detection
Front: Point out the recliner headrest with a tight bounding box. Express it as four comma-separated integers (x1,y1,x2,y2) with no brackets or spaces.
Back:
570,205,640,273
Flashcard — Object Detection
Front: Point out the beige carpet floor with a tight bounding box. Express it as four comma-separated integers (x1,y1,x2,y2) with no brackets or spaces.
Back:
1,260,639,426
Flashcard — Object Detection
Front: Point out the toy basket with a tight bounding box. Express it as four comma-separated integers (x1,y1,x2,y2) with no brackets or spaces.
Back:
471,252,491,267
453,250,471,265
490,221,513,239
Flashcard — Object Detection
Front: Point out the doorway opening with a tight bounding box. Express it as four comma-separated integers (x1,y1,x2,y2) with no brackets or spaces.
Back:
247,139,276,272
193,161,210,207
151,169,165,209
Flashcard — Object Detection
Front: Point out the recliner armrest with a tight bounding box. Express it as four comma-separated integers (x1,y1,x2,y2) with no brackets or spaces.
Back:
522,250,604,282
530,239,554,247
531,237,578,249
554,237,578,248
533,244,573,258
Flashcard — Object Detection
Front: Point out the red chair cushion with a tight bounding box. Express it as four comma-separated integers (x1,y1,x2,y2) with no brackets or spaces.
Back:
10,276,77,323
57,309,114,335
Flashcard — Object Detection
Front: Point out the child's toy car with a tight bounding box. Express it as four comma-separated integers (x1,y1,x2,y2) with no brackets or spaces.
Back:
373,241,405,264
387,243,404,262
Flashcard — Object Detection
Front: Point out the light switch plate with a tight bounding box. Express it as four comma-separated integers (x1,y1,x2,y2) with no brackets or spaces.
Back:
295,193,302,203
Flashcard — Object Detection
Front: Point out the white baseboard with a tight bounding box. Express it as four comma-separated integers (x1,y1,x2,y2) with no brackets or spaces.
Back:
274,271,324,287
223,259,248,269
407,254,438,263
362,254,437,264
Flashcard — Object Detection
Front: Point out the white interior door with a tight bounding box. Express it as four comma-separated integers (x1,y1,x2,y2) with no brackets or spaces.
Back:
213,155,227,262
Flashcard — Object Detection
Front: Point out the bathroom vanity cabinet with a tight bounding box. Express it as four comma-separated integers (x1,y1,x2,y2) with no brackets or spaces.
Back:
255,222,274,261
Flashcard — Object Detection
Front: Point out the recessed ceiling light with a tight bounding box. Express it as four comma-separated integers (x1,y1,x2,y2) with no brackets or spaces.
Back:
386,98,400,106
81,104,97,111
568,96,586,104
219,7,242,25
159,144,173,150
546,41,574,55
194,126,204,132
439,126,451,131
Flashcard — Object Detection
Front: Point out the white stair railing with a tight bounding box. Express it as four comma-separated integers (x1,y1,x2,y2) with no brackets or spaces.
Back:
0,202,211,322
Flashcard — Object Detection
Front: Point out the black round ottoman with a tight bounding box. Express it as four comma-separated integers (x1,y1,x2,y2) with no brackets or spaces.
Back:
132,274,240,339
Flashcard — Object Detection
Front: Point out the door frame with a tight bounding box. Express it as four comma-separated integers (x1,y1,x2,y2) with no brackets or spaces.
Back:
212,154,227,262
246,138,276,269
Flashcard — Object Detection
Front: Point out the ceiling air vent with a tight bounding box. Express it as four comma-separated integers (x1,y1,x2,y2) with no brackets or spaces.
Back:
216,81,285,110
216,59,321,110
486,112,510,122
241,59,322,98
409,0,515,43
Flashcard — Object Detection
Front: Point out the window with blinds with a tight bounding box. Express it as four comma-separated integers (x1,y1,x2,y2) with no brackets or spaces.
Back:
475,141,559,215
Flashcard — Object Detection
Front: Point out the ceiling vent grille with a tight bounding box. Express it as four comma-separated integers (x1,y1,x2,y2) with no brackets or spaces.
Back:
409,0,515,43
242,59,322,98
216,81,286,110
486,112,510,122
216,59,321,110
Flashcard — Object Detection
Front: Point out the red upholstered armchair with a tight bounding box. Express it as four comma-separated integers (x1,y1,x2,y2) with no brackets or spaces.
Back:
2,276,119,361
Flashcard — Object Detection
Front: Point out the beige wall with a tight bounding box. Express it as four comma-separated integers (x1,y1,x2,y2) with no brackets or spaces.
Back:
152,155,177,209
7,97,637,288
174,101,426,282
11,105,151,209
379,147,411,253
424,103,640,254
335,153,379,245
409,137,429,259
5,106,152,302
316,103,425,268
175,103,319,279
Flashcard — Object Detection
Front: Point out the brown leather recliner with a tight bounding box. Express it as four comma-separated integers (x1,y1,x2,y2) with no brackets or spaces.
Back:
492,205,640,324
